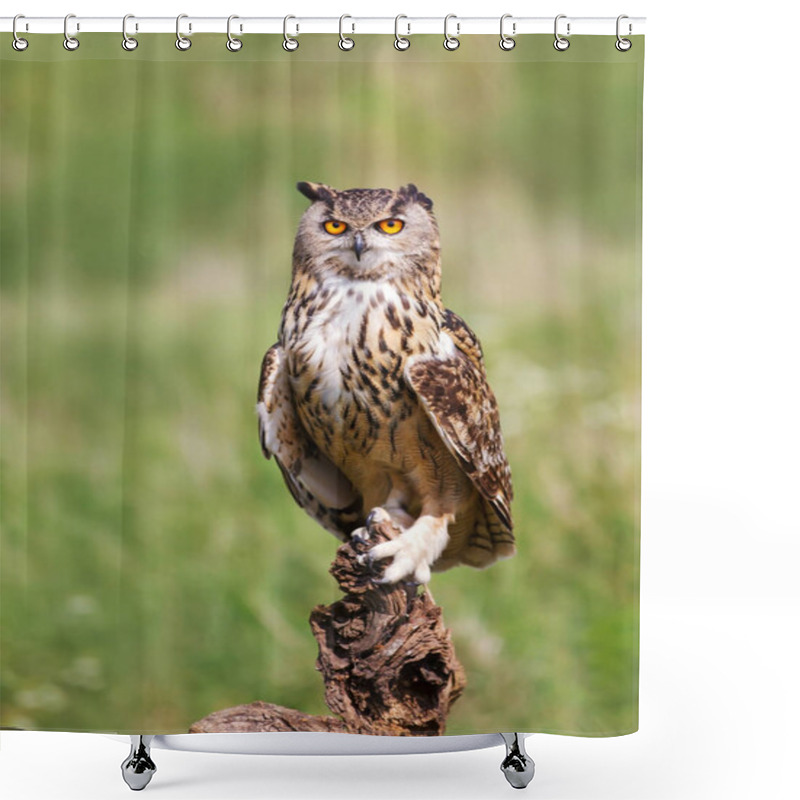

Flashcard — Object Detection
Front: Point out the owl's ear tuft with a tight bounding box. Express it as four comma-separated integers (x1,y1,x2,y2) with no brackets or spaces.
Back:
398,183,433,211
297,181,336,205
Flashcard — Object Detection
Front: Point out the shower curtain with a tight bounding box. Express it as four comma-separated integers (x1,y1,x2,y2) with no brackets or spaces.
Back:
0,32,643,738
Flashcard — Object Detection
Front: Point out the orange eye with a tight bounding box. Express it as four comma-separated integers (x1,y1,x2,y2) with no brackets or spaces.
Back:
377,218,404,235
324,220,348,235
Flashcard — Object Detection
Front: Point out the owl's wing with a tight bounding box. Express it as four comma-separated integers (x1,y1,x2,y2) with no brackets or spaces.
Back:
257,344,362,540
405,311,513,532
440,308,486,371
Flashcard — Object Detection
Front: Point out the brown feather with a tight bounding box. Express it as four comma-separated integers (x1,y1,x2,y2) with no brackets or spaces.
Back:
405,311,514,534
257,344,362,539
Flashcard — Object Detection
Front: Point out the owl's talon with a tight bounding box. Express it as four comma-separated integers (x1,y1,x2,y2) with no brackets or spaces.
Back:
357,550,388,578
350,527,370,544
366,507,392,529
374,576,422,587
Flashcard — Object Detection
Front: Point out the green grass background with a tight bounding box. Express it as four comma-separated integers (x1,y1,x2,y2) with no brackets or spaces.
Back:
1,34,642,735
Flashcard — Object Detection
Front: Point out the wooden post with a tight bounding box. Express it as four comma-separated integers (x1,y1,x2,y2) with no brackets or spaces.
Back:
191,515,465,736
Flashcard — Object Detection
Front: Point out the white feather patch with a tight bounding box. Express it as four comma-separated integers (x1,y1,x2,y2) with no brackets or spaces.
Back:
297,278,406,409
255,401,277,456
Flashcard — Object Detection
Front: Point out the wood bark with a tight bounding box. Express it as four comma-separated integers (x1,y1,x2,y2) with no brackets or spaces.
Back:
189,701,348,734
191,515,465,736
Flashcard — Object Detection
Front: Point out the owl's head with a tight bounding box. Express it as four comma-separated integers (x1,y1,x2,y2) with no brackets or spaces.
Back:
293,182,440,283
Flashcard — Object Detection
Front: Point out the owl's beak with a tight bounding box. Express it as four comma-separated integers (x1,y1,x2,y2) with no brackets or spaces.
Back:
353,231,366,261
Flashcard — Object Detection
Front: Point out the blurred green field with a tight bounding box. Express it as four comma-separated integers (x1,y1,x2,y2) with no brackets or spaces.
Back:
1,35,642,735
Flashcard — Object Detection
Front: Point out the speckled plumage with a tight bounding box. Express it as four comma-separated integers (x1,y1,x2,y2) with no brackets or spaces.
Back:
257,182,514,583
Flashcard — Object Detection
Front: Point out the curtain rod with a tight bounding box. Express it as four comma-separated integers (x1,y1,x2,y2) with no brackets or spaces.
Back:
1,16,646,37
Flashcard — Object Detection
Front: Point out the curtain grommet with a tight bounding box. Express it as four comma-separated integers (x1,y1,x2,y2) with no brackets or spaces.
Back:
175,14,192,51
615,15,632,51
339,15,355,51
12,14,29,51
121,14,138,51
282,16,299,51
443,14,460,51
553,14,570,51
499,14,516,51
63,13,80,51
394,15,410,51
226,15,243,52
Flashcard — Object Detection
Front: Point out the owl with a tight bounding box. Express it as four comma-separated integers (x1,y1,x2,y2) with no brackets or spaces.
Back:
257,182,514,584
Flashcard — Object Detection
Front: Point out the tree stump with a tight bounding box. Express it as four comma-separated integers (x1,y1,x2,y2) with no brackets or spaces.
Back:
190,512,465,736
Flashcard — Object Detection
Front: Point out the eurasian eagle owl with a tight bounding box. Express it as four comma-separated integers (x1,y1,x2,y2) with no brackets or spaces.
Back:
257,182,514,584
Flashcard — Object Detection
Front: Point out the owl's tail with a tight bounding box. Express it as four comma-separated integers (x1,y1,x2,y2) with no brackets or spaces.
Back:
435,503,515,572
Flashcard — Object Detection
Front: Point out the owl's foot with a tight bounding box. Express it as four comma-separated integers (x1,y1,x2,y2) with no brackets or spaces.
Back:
350,507,394,545
367,513,450,584
353,507,401,573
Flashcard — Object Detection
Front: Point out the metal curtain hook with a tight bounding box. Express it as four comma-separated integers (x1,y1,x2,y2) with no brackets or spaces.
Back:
499,14,516,50
122,14,138,51
12,14,28,51
227,15,243,51
553,14,570,51
394,14,410,51
283,15,299,51
339,14,354,50
176,13,191,51
615,14,632,51
63,13,79,51
443,14,460,51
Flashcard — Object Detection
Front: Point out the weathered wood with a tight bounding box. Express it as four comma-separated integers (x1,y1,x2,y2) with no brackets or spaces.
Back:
189,701,347,734
310,514,466,735
190,514,465,736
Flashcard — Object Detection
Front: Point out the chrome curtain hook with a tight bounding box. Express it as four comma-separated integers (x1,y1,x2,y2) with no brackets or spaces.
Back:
499,14,516,50
12,14,29,51
339,14,355,51
283,15,299,51
63,13,79,51
553,14,570,51
122,14,138,51
615,14,632,51
394,14,410,51
443,14,460,51
227,15,243,51
176,13,191,51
